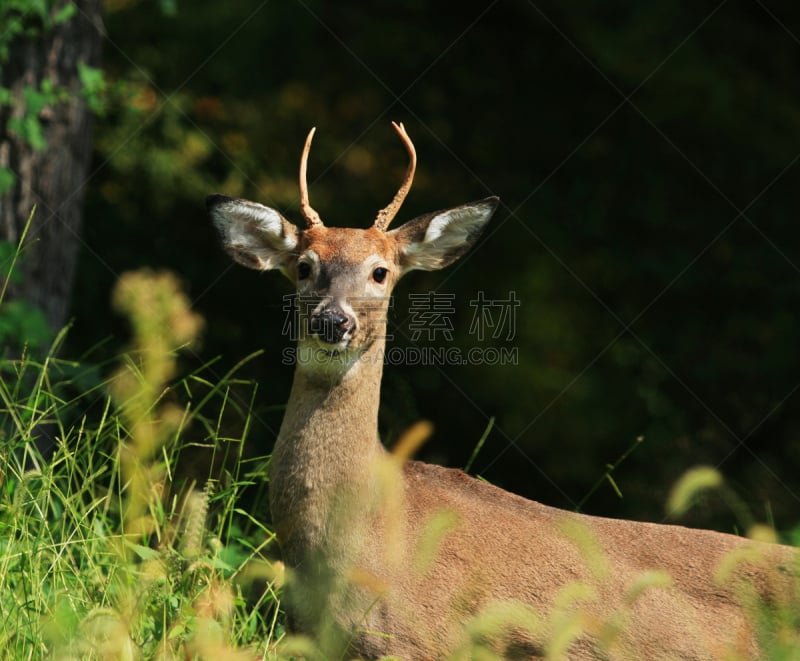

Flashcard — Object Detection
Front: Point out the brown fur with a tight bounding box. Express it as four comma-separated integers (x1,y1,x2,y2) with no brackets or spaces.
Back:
269,332,797,660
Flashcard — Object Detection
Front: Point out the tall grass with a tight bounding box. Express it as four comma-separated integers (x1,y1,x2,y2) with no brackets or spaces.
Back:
0,269,283,660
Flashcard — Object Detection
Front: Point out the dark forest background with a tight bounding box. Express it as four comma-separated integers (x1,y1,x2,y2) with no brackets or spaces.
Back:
8,0,800,534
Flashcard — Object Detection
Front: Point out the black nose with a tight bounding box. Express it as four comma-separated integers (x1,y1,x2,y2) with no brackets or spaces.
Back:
310,307,353,345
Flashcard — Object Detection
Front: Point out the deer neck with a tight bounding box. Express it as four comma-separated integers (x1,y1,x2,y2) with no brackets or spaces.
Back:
270,338,388,563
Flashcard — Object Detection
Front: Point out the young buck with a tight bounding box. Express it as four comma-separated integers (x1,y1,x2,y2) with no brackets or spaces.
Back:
208,124,797,660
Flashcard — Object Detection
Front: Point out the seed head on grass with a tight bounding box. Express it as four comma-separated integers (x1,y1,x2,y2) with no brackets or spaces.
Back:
110,269,203,543
666,466,723,519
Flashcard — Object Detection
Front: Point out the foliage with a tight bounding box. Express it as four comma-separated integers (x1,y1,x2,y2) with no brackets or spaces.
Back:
0,269,283,659
0,298,51,351
0,0,108,191
0,0,77,63
0,212,53,354
77,63,108,115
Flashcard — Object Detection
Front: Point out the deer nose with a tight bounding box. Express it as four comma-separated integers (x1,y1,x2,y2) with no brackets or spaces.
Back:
310,307,354,345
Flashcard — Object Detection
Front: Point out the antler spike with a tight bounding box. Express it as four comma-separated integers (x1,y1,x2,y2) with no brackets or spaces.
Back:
373,121,417,232
299,127,324,229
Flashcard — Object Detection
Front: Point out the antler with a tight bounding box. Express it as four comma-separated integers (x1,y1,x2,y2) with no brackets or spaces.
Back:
373,121,417,232
299,127,324,228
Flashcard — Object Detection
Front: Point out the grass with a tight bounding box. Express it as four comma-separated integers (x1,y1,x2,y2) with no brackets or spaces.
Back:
0,267,798,660
0,270,284,660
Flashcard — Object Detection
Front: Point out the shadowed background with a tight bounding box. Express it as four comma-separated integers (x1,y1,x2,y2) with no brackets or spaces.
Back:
64,0,800,532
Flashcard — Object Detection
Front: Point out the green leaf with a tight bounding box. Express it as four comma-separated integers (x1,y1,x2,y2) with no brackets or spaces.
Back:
0,300,52,350
208,556,236,572
52,3,77,25
167,623,186,640
8,115,47,151
78,63,104,90
0,168,16,196
125,541,162,561
22,85,52,115
78,63,106,114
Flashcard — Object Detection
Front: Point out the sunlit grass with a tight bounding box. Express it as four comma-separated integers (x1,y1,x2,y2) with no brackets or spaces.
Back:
0,269,282,660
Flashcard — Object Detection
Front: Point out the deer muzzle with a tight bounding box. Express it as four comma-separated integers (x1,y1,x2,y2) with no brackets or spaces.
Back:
309,305,355,346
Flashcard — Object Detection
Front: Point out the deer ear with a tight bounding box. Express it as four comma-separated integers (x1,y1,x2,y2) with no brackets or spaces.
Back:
389,196,498,274
207,194,299,274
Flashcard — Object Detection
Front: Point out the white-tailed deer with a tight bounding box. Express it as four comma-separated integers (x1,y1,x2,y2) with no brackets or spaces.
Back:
208,124,797,660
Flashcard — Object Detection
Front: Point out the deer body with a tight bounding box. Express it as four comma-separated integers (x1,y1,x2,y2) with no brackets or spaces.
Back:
209,124,797,660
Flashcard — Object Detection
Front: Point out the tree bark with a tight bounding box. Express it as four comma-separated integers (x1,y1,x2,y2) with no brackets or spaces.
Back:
0,1,104,332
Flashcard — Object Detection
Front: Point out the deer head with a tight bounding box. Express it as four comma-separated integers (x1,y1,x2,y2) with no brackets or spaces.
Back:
208,123,498,376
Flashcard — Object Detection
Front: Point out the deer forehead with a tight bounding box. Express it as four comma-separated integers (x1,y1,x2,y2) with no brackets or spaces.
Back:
300,226,398,266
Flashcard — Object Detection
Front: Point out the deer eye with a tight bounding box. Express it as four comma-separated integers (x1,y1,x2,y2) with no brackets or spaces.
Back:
298,262,311,280
372,267,388,284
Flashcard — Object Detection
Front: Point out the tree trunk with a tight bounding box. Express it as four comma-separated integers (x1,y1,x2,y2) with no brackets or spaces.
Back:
0,1,104,332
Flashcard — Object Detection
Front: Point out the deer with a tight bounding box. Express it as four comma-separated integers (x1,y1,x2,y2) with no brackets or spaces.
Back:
207,123,798,660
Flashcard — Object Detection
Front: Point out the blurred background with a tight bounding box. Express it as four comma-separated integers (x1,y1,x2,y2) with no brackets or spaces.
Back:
3,0,800,533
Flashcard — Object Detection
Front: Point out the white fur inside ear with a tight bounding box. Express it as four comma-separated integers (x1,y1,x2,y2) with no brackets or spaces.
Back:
401,200,495,272
423,205,490,245
213,199,296,251
416,200,495,250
